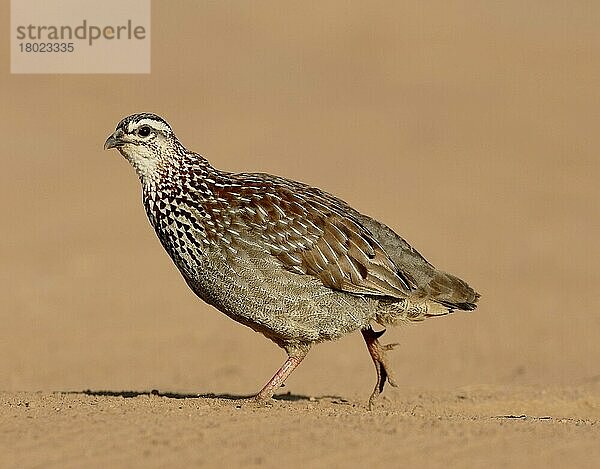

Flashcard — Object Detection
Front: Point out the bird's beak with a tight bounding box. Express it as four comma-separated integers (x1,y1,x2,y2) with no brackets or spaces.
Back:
104,129,125,150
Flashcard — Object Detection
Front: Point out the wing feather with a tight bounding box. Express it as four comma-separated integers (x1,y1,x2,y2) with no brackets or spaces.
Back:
233,181,415,298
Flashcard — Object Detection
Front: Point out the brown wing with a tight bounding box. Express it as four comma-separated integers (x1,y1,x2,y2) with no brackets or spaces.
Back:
233,180,416,298
352,211,480,308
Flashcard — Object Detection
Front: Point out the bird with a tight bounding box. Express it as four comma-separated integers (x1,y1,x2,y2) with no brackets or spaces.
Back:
104,113,480,408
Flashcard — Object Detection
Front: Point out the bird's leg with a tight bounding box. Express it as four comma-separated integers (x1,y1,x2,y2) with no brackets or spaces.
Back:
361,326,399,410
254,350,308,401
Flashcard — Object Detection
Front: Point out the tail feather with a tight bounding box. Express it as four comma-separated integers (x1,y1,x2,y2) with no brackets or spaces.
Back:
375,273,480,325
424,271,480,311
439,297,479,312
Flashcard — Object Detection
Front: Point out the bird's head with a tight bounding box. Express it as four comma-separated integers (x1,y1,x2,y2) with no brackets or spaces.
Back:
104,113,179,180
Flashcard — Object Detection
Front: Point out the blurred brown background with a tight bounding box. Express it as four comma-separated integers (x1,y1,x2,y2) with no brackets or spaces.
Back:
1,0,599,399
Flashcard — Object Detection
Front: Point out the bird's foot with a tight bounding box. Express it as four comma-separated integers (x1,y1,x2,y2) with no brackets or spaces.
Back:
247,352,308,407
361,327,399,410
229,394,275,409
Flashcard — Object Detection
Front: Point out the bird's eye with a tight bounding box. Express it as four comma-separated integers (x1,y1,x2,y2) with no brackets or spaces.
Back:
137,126,151,137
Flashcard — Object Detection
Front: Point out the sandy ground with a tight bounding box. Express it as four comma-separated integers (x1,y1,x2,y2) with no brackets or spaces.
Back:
1,1,599,467
2,385,600,468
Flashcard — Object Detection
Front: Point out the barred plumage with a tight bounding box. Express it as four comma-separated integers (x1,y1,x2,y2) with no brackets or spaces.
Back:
105,112,480,408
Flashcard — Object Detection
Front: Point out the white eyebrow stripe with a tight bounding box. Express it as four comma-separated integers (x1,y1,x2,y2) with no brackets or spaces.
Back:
129,119,172,134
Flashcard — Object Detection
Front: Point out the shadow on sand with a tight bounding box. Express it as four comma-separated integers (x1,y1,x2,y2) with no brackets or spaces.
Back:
68,389,346,402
